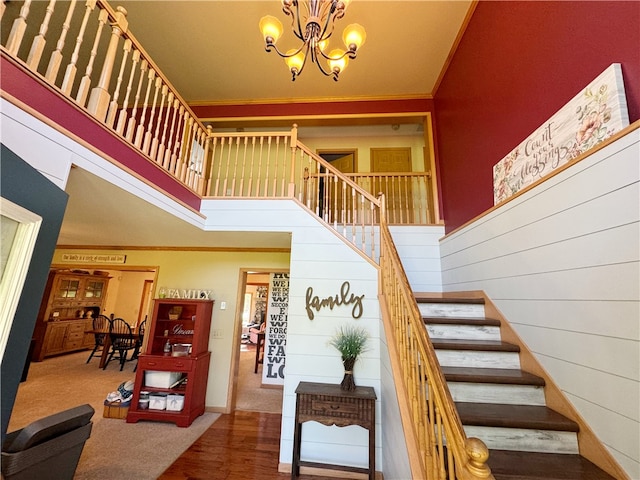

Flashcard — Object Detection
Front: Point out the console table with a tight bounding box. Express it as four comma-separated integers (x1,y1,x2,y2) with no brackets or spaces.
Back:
291,381,377,480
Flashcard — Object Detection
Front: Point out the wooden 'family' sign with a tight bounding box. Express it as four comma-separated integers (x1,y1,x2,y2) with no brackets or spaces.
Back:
493,64,629,204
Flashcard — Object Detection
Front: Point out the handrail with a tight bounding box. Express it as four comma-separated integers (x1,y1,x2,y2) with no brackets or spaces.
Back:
1,0,210,194
202,125,382,261
378,196,494,479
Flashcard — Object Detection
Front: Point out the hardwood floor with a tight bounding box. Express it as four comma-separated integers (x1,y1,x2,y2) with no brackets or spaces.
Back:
158,411,337,480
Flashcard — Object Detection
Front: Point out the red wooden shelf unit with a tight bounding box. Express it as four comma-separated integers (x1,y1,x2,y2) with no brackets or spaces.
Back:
126,299,214,427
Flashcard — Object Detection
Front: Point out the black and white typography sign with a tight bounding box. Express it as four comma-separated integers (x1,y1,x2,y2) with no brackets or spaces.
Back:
262,272,289,385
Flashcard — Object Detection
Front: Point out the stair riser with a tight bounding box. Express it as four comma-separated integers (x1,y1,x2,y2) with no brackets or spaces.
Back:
426,324,501,341
448,382,546,406
462,426,579,454
436,350,521,369
418,303,485,318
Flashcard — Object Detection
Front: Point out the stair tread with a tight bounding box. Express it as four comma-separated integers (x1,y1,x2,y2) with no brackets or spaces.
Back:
488,450,616,480
456,402,579,431
415,296,485,305
442,366,545,386
431,338,520,352
423,316,501,326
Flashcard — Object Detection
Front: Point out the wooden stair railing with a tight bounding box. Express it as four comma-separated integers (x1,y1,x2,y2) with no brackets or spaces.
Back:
203,126,382,261
378,197,493,480
1,1,383,262
1,0,210,194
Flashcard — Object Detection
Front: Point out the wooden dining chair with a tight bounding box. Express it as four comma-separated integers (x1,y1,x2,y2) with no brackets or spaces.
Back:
133,317,147,372
86,315,111,364
103,318,137,371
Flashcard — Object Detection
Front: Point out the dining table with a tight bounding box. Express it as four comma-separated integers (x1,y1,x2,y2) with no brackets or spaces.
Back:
87,327,142,369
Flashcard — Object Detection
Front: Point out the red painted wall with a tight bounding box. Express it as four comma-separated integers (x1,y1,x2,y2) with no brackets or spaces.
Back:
1,54,202,211
434,1,640,233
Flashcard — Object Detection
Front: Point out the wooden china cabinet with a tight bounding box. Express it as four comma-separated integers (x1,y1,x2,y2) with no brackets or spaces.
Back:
32,270,110,361
126,298,213,427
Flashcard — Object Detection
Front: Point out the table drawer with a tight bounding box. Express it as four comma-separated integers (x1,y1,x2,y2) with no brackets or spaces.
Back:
299,394,372,422
311,399,360,416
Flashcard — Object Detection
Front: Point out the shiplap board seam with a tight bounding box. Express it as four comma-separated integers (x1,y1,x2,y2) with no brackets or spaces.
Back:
441,220,639,273
533,351,639,383
507,320,638,342
441,183,638,260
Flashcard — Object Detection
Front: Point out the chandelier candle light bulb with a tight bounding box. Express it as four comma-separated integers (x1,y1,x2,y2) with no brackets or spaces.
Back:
259,0,366,81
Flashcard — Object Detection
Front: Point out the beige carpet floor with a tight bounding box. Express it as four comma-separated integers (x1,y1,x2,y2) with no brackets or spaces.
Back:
8,351,219,480
235,344,283,413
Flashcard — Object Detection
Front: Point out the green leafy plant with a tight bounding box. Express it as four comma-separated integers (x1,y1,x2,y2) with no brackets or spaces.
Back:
329,325,369,391
329,325,369,360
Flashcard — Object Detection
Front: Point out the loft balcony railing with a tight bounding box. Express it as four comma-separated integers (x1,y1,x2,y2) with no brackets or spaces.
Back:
1,3,491,477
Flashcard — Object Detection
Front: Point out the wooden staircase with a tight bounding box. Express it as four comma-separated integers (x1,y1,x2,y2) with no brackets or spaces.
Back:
417,296,616,480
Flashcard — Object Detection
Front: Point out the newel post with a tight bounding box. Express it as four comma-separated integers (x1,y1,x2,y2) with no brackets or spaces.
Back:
287,123,298,197
87,6,128,122
464,437,493,479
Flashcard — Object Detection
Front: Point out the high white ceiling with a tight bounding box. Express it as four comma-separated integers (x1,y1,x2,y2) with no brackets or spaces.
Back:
56,1,473,249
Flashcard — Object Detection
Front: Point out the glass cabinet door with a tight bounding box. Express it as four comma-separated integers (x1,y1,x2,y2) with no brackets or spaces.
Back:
57,278,80,299
84,279,105,299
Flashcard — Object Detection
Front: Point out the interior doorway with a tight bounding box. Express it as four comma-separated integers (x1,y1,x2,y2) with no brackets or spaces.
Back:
231,270,284,414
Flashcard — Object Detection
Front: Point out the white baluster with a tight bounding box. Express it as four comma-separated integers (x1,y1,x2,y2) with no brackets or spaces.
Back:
247,137,257,196
169,106,186,174
163,98,180,169
151,85,168,161
61,0,97,96
106,38,132,129
156,90,174,164
26,0,56,70
256,137,264,196
116,48,140,136
207,134,218,195
45,0,77,83
75,7,108,108
143,76,162,155
6,0,32,56
87,6,128,121
134,67,155,148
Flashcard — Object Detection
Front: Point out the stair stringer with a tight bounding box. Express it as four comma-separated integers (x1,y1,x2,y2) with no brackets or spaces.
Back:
471,291,630,480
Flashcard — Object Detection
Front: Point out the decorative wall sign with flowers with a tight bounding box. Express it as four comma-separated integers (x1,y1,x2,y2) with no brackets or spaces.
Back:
493,63,629,205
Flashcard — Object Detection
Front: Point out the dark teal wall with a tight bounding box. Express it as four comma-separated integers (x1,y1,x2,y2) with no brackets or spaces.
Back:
0,145,68,441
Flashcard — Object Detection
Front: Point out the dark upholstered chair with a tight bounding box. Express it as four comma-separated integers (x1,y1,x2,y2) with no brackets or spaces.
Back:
1,404,94,480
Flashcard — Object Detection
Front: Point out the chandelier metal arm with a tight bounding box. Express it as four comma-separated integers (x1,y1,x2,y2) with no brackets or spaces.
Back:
260,0,363,81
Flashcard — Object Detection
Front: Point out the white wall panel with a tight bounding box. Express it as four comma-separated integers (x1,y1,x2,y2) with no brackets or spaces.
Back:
540,356,639,422
1,99,72,187
379,318,412,480
519,324,639,380
390,225,444,292
567,393,640,479
2,99,205,227
440,128,640,477
497,299,639,341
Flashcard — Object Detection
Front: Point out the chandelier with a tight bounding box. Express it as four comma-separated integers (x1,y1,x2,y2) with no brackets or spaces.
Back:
259,0,366,81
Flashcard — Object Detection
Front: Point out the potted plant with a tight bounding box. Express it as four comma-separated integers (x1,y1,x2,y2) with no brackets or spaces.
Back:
329,325,369,391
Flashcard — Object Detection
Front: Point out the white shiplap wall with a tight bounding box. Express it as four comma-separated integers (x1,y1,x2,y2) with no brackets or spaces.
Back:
199,199,383,472
390,225,445,292
440,127,640,478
